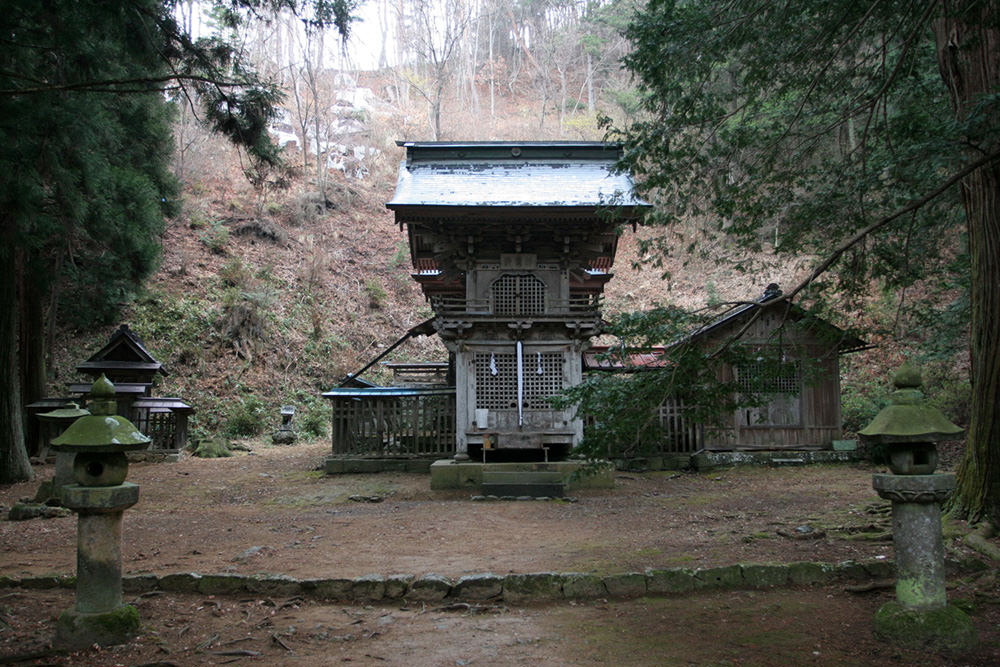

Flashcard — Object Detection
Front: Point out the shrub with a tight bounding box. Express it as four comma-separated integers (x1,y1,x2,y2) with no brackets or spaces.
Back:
365,278,387,309
391,241,409,267
224,394,268,437
301,406,328,439
199,221,229,254
219,257,251,288
841,384,888,436
219,287,274,360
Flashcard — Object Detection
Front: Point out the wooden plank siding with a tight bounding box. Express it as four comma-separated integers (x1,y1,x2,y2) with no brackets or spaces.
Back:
663,306,848,452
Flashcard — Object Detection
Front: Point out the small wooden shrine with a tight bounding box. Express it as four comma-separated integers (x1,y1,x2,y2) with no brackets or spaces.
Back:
583,284,868,455
691,284,867,451
386,141,647,460
27,324,193,456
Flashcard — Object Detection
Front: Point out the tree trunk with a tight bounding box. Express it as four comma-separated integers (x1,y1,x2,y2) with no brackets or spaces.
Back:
558,66,567,136
488,15,495,122
586,52,595,113
18,261,47,457
432,80,443,140
934,2,1000,522
1,228,32,483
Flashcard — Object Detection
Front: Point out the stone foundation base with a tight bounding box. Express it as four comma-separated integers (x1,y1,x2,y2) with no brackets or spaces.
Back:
325,457,434,474
691,449,859,471
873,602,977,652
429,460,614,491
55,604,140,649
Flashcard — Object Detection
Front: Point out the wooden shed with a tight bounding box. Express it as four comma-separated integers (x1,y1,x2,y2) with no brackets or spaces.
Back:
682,284,866,451
582,284,867,453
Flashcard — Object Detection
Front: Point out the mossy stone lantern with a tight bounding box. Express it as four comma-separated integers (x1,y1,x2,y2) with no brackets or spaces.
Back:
859,364,962,475
859,364,976,651
49,374,150,649
35,402,90,504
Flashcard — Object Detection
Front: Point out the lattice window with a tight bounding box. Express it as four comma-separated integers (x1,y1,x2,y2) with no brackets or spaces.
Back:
524,352,564,409
736,360,800,395
474,351,564,410
475,352,517,409
736,358,801,426
491,274,545,315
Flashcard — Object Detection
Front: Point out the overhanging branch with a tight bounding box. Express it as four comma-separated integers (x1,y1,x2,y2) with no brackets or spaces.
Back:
0,73,249,96
787,149,1000,301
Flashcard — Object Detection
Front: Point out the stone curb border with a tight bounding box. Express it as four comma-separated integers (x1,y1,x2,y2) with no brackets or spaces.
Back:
1,557,985,605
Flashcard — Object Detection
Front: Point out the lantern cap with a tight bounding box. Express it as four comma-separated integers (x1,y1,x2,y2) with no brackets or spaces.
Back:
893,364,922,389
37,402,91,421
49,376,150,452
858,364,964,444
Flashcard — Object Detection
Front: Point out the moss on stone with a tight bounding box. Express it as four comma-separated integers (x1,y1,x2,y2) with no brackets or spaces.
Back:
55,604,140,649
645,568,696,594
873,602,977,652
192,436,232,458
158,572,202,593
408,574,453,601
503,573,563,602
384,574,414,599
693,565,742,590
562,573,606,598
92,604,140,635
741,564,789,589
452,574,503,600
602,572,647,598
197,573,246,595
351,574,386,601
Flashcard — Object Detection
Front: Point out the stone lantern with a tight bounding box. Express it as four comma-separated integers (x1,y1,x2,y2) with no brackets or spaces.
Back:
49,374,150,649
859,364,976,651
35,403,90,504
272,405,297,445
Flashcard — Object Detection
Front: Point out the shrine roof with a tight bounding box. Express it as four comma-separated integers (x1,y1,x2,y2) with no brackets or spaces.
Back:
386,142,648,211
583,346,670,371
685,284,870,354
77,323,167,376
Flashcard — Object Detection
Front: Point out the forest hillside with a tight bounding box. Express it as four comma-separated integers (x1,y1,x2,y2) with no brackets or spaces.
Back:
44,7,969,447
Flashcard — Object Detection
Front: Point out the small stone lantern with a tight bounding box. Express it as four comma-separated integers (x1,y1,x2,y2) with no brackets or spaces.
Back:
35,403,90,504
49,375,150,649
272,405,297,445
859,364,976,651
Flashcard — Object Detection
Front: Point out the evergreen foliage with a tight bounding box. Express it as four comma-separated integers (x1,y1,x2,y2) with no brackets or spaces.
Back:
0,0,357,483
611,0,971,290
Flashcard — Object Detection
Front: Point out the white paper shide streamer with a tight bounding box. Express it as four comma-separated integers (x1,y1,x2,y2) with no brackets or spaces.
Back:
516,341,524,426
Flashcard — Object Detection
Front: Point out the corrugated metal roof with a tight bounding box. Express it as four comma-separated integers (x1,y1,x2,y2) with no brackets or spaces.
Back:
387,142,647,209
583,346,670,371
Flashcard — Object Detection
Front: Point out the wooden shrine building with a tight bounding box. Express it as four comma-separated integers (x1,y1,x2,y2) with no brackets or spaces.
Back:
688,284,867,451
583,284,869,456
324,141,647,463
27,324,193,456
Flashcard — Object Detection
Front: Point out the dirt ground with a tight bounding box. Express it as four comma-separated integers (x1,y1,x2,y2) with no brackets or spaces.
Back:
2,441,999,665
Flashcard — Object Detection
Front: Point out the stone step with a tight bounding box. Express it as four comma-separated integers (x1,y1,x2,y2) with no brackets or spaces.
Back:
481,470,564,485
480,482,566,498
